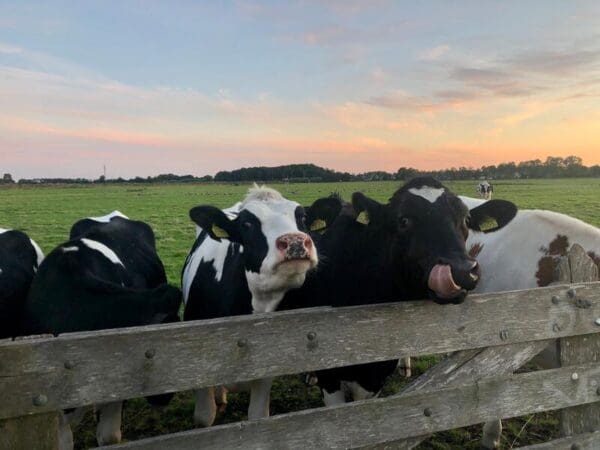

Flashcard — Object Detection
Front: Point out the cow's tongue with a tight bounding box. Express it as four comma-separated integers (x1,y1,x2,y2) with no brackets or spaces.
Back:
428,264,462,299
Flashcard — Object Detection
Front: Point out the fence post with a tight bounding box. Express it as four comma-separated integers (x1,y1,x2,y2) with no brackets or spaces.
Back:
558,244,600,436
0,412,60,450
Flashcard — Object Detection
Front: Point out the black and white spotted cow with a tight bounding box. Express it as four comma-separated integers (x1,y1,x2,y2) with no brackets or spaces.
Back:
459,196,600,448
477,180,493,199
280,177,517,406
0,228,44,339
21,211,181,449
182,185,340,427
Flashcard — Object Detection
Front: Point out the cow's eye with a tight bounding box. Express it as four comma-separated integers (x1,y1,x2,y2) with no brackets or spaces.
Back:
243,221,253,230
398,217,412,230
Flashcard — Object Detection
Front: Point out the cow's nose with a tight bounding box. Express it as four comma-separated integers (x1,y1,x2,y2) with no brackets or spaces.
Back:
451,259,480,291
276,233,313,260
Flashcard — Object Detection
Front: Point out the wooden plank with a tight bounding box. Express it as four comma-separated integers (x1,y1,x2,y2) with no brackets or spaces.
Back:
361,340,550,450
559,245,600,437
1,283,600,420
515,431,600,449
0,412,59,450
100,362,600,450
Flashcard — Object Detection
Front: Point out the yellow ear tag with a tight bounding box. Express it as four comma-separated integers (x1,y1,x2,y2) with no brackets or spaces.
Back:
211,224,230,239
479,216,498,232
356,211,370,225
310,219,327,234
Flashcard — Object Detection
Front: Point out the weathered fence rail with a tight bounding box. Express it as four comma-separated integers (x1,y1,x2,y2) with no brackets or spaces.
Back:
1,246,599,449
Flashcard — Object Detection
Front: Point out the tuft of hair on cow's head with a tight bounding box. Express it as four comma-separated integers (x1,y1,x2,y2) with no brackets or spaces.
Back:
189,185,319,296
350,176,516,305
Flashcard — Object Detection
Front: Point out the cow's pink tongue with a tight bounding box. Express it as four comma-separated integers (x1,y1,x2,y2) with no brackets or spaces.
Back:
428,264,462,299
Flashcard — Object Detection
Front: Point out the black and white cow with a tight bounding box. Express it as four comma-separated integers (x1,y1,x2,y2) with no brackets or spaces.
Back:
0,228,44,339
182,185,340,427
280,177,517,406
21,211,181,449
477,180,493,199
459,196,600,448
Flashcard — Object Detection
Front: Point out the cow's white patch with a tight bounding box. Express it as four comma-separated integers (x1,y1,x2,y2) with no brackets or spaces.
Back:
0,228,8,234
182,237,231,302
90,210,129,222
80,238,125,267
62,246,79,253
323,389,345,406
30,239,44,267
409,186,445,203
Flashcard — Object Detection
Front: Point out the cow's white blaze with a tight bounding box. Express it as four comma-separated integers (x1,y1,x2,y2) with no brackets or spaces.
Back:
0,228,7,234
80,238,125,267
62,246,79,253
408,186,445,203
89,211,129,222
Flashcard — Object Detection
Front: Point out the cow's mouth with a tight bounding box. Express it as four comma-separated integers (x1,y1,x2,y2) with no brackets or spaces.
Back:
427,264,467,304
275,257,314,271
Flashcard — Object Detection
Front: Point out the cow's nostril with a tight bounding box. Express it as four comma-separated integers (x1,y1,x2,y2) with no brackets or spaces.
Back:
304,238,313,249
276,239,288,251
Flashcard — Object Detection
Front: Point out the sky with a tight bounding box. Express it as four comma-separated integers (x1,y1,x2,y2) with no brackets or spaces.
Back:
1,1,600,179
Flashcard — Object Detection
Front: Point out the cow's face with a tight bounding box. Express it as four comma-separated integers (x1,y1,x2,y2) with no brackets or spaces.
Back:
190,187,318,296
352,177,516,304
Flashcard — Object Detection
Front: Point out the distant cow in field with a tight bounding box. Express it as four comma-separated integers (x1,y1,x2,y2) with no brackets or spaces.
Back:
0,228,44,339
182,185,341,427
281,177,518,406
459,195,600,448
21,211,181,449
477,181,493,199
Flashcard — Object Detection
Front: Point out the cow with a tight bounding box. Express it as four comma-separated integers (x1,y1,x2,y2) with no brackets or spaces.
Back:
21,211,181,449
459,195,600,448
182,185,341,427
0,228,44,339
280,177,518,407
477,180,493,199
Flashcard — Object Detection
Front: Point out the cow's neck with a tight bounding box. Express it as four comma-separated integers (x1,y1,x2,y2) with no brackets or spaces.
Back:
250,289,286,313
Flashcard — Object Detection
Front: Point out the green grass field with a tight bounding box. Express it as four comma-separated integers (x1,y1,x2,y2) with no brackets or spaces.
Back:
1,178,599,449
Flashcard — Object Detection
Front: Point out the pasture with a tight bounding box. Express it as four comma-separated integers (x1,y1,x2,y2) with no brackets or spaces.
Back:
1,178,600,449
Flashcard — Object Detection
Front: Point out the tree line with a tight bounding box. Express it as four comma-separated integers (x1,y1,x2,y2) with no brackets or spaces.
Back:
7,155,600,185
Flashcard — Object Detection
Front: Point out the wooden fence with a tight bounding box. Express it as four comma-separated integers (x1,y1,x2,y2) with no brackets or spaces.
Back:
1,244,599,449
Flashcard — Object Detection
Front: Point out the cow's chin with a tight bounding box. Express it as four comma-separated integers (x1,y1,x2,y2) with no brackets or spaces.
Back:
427,288,467,305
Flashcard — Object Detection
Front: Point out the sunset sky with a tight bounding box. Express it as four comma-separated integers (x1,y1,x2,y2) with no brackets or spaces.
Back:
1,1,600,179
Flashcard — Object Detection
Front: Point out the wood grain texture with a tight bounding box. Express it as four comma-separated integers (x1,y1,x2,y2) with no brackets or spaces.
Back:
101,362,600,450
361,341,550,450
0,412,59,450
559,245,600,437
1,283,600,420
515,430,600,449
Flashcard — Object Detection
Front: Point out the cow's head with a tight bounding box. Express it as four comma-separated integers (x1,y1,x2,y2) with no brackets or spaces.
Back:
190,185,320,298
351,177,516,304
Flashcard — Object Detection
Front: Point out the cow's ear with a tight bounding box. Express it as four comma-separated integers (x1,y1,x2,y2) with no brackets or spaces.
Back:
305,196,343,234
468,200,517,233
189,206,242,242
351,192,386,226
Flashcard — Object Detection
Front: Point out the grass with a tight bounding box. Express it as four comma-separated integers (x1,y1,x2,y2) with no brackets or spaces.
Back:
1,178,599,449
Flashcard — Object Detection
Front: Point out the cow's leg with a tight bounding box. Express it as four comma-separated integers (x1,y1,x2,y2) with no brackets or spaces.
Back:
322,381,346,406
248,377,273,420
215,385,228,413
193,387,217,427
348,382,377,402
95,401,123,446
481,419,502,449
398,356,412,378
58,411,74,450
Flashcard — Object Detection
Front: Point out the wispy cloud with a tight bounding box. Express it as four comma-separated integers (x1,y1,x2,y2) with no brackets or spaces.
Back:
419,44,450,61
